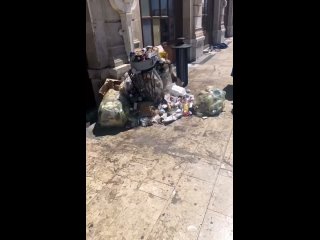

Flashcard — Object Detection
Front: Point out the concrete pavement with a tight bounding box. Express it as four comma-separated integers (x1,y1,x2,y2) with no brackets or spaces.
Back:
86,41,233,240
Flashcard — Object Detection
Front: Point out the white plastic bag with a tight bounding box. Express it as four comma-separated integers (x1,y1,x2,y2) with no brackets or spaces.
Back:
167,83,186,96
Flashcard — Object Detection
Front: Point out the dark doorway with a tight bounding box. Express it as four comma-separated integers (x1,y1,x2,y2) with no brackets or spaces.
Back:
139,0,182,63
202,0,210,48
140,0,180,46
205,0,214,46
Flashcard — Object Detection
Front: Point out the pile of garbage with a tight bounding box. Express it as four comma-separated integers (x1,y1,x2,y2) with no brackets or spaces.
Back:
147,83,195,126
97,44,226,129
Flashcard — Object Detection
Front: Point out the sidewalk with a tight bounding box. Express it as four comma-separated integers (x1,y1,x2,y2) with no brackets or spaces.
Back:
86,42,233,240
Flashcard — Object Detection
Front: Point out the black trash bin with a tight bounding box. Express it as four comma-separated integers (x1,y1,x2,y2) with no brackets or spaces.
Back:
171,38,191,87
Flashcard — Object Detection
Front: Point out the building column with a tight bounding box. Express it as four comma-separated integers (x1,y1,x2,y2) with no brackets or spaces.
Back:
109,0,137,58
225,0,233,37
192,0,206,60
86,0,134,106
182,0,205,62
86,0,109,71
86,0,131,78
212,0,227,45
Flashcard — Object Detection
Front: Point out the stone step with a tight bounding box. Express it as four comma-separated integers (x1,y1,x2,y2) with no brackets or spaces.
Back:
190,53,215,65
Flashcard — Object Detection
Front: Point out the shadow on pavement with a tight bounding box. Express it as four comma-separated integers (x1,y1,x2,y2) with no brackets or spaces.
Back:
223,84,233,101
92,123,128,136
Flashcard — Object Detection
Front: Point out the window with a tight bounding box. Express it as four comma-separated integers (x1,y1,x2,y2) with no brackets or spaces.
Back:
140,0,175,46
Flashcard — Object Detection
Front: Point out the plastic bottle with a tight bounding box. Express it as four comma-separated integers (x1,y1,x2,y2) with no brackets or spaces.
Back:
183,100,189,116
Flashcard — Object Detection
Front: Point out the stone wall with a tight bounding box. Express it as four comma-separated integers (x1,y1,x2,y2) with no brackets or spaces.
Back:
86,0,141,105
132,1,143,49
183,0,205,62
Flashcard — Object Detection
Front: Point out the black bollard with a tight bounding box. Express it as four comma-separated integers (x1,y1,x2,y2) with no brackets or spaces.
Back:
171,38,191,87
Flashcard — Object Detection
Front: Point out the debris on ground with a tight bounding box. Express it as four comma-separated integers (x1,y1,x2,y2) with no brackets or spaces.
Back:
99,79,122,96
211,43,228,50
167,82,187,96
97,43,226,129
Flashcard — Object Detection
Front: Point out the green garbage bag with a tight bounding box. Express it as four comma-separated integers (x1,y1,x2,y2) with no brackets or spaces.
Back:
98,89,129,127
195,88,226,116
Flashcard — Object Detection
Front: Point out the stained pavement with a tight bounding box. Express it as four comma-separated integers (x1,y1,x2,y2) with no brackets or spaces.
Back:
86,41,233,240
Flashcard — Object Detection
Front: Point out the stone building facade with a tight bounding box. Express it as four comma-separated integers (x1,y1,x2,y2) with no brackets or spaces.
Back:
86,0,233,107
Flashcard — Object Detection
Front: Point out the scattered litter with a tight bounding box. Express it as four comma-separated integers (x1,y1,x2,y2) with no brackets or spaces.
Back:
212,43,228,50
140,117,152,127
161,113,168,119
99,78,122,96
162,115,176,125
183,101,190,116
159,109,166,114
175,113,183,119
138,101,154,117
97,43,228,130
167,83,187,97
151,115,161,124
